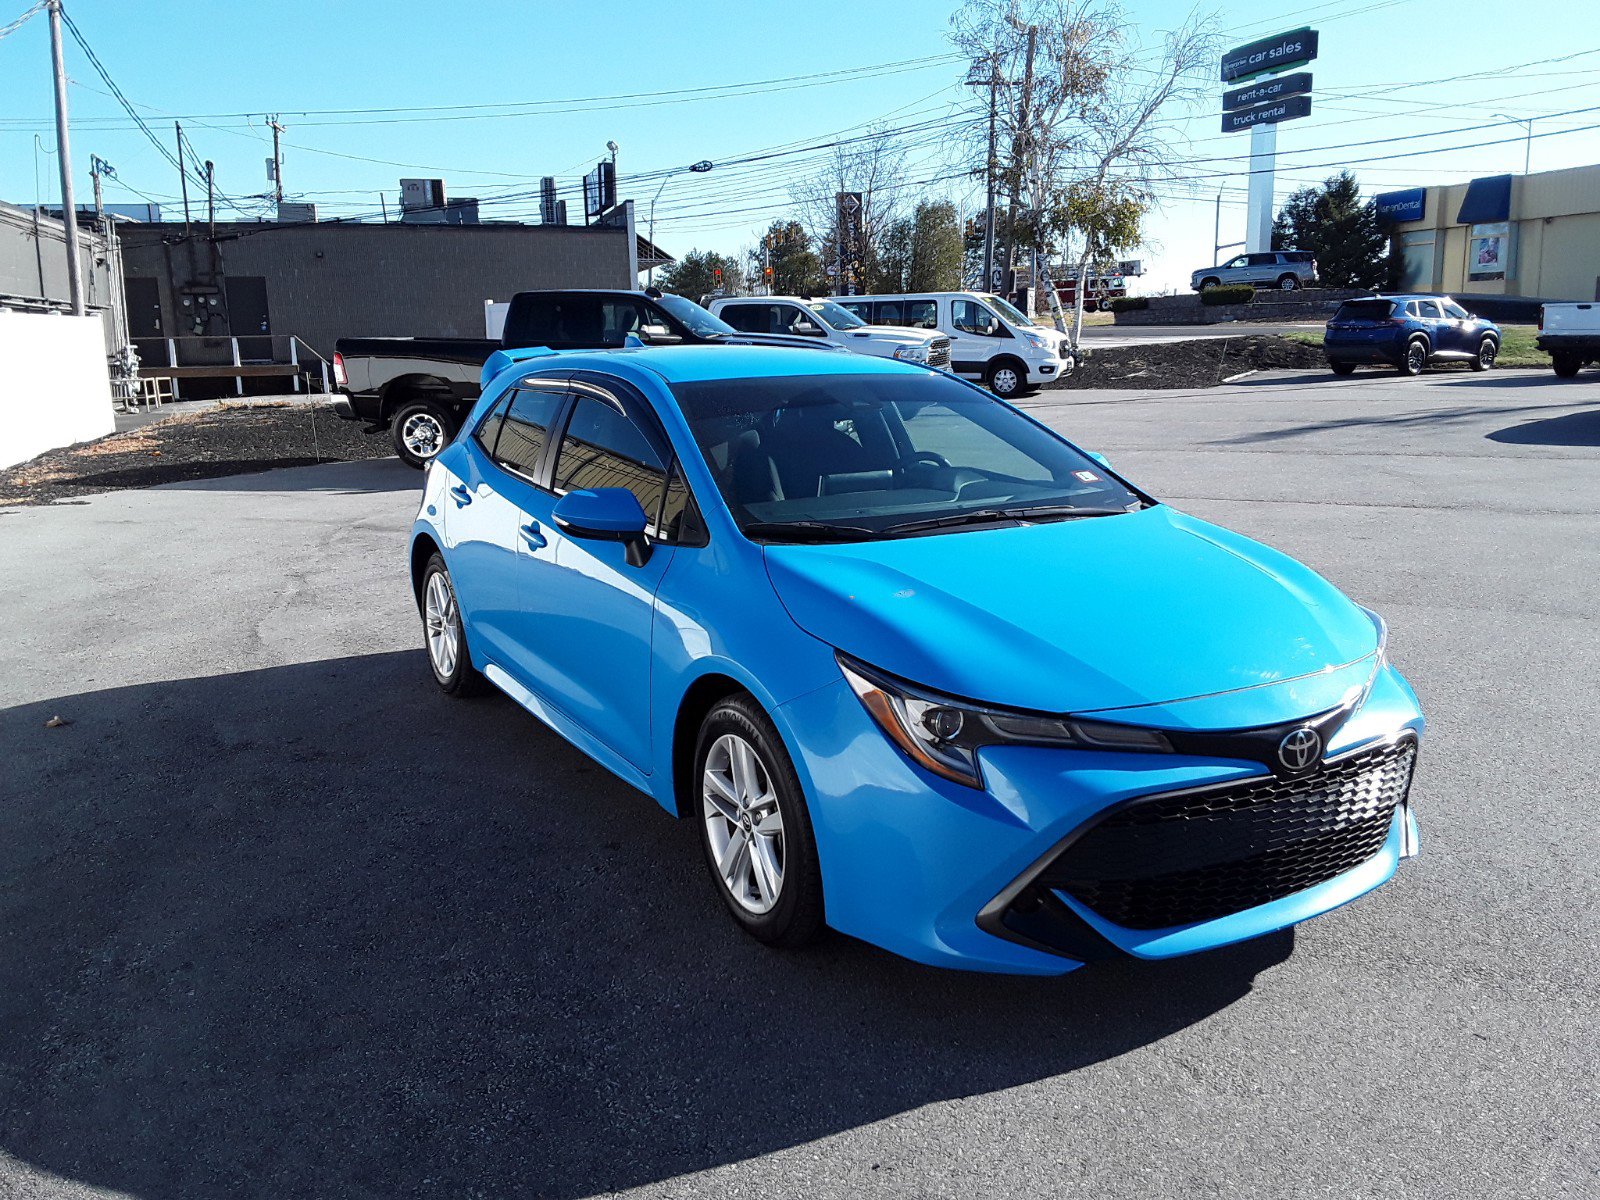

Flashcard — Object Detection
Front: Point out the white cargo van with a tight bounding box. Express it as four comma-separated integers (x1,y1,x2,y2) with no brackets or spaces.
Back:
831,291,1072,397
708,296,949,368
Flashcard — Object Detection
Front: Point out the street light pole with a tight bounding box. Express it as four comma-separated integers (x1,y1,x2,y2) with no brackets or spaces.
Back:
46,0,84,316
647,160,713,287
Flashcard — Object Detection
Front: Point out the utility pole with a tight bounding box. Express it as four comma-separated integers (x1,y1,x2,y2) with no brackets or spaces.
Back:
47,0,84,315
965,55,1000,290
1020,24,1037,310
268,115,285,207
90,156,107,222
175,122,191,232
205,160,215,237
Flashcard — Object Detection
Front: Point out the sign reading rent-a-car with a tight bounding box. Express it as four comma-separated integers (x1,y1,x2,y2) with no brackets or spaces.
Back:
1221,94,1312,134
1223,71,1312,113
1220,28,1318,83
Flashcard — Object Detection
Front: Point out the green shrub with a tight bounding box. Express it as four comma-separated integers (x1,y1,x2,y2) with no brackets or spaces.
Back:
1201,284,1255,306
1107,296,1149,312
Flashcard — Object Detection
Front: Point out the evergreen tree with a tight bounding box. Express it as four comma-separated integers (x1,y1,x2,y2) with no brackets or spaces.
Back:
655,249,744,302
906,200,965,292
748,220,825,295
1272,171,1392,288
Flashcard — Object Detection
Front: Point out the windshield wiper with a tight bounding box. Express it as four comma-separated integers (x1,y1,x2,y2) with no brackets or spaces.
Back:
741,520,882,544
882,505,1133,536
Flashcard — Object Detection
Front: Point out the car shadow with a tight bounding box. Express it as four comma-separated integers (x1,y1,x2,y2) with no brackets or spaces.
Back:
0,651,1290,1199
1486,406,1600,447
150,456,421,496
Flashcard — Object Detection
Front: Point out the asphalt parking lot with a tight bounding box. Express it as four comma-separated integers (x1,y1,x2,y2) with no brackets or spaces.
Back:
2,367,1597,1199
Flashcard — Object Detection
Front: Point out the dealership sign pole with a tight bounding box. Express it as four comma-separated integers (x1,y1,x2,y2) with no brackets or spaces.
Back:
1219,28,1318,254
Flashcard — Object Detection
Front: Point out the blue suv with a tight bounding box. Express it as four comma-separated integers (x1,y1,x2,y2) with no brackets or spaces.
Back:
411,345,1424,974
1323,294,1500,376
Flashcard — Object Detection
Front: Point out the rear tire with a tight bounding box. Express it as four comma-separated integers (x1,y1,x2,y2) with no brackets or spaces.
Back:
694,694,825,948
1330,362,1357,376
420,554,486,697
1277,274,1301,291
1400,338,1428,377
1552,352,1583,378
1471,337,1497,372
391,399,456,469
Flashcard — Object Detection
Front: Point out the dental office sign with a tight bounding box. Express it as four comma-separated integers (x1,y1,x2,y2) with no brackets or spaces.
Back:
1220,27,1319,84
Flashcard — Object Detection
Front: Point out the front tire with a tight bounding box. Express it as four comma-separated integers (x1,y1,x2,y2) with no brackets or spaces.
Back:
1552,352,1582,378
391,400,456,470
1400,338,1429,376
985,358,1026,399
1199,277,1221,291
694,695,824,948
1472,337,1497,371
420,555,486,697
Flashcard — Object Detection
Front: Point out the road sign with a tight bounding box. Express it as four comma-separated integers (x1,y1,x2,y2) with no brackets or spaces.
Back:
1221,94,1312,134
1223,71,1312,113
1220,27,1318,83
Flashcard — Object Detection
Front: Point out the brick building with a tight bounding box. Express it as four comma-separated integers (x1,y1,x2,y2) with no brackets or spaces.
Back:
115,217,642,376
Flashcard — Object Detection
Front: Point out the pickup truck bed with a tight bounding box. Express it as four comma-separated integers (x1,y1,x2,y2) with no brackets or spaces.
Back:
1536,302,1600,378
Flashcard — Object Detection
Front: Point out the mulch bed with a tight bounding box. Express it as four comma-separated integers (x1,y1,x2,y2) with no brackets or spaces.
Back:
1054,334,1327,389
0,402,392,508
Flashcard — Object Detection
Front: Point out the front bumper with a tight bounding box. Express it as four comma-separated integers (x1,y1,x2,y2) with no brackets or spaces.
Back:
778,662,1423,975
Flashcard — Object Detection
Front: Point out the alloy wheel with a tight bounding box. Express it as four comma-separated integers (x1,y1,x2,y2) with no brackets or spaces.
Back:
423,572,460,679
1479,340,1497,369
1407,344,1426,374
401,412,446,460
702,733,786,915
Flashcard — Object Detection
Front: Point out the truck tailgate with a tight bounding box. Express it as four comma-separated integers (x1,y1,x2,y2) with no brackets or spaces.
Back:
1541,303,1599,335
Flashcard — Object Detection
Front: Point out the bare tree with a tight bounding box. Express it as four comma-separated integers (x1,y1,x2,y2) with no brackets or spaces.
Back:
951,1,1217,350
791,126,908,293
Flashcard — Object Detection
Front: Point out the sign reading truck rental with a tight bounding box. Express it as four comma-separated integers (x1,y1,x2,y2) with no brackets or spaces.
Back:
1220,28,1319,83
1221,94,1312,134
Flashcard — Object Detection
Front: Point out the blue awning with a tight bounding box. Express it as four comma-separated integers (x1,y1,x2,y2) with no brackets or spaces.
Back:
1456,174,1512,225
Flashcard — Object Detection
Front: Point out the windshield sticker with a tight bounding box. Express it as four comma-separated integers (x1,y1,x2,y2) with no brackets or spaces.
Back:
1074,470,1101,482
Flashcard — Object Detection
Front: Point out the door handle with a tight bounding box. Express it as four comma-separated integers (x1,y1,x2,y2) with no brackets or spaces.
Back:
449,484,473,508
520,521,547,550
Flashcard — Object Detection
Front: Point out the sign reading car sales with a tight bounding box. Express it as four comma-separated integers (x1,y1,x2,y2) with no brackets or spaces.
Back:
1223,71,1312,113
1220,27,1318,83
1221,94,1312,134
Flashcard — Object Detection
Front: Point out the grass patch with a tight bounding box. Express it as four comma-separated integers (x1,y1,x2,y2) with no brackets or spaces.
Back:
1285,325,1547,368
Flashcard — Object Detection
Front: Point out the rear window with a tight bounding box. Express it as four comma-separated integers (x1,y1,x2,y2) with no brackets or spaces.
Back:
1333,300,1395,322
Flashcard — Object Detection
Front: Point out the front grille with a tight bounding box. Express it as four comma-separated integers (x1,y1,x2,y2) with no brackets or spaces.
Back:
1039,738,1416,930
928,337,951,368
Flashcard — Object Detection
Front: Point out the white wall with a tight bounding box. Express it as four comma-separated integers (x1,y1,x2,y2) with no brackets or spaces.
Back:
0,313,116,470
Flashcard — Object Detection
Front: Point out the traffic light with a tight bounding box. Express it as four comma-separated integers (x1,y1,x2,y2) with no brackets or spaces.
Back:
713,267,722,282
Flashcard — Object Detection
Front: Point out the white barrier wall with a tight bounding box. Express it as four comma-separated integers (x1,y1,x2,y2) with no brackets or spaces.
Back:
0,313,115,471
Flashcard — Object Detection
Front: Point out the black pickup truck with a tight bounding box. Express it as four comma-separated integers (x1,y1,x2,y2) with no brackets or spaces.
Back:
332,288,825,467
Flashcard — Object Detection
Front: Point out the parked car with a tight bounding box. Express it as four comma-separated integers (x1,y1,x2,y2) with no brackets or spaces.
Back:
1191,250,1318,292
332,289,822,467
411,344,1424,974
1323,295,1500,376
707,295,948,368
830,291,1072,398
1536,302,1600,377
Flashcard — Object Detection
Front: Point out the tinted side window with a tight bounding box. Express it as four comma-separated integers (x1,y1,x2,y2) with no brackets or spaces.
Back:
1247,253,1276,266
554,397,668,523
495,388,565,478
1442,301,1470,319
1417,300,1444,319
838,301,872,321
905,299,938,328
719,304,767,334
876,301,904,325
473,392,513,454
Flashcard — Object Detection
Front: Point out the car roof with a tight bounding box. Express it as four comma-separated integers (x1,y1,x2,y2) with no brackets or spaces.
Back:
521,344,917,386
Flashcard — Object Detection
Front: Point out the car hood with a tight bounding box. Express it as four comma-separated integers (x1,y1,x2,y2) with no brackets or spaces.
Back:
838,327,941,348
762,505,1379,716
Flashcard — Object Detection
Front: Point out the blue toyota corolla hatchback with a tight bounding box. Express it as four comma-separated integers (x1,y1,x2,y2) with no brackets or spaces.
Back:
411,345,1423,974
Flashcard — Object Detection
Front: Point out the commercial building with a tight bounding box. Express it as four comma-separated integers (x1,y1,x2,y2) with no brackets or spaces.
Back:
1381,163,1600,302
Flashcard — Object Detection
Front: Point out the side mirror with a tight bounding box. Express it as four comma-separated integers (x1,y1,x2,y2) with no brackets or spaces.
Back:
1085,451,1111,470
551,488,652,566
640,323,682,346
794,319,825,336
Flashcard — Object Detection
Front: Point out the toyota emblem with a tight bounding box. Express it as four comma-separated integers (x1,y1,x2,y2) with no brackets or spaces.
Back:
1278,727,1321,771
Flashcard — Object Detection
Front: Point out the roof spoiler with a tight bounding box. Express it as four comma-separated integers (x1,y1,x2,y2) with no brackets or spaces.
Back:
481,346,555,388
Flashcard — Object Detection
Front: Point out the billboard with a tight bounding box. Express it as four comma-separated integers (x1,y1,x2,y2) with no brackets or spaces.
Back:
540,177,558,225
1221,28,1318,83
583,161,616,221
1223,71,1312,113
1375,188,1427,224
1221,94,1312,134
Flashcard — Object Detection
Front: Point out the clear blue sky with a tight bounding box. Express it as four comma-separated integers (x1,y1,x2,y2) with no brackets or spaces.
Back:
3,0,1596,295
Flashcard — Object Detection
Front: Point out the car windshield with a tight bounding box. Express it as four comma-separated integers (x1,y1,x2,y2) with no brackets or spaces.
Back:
656,292,736,338
805,300,867,330
672,372,1144,541
1333,300,1396,323
981,293,1034,327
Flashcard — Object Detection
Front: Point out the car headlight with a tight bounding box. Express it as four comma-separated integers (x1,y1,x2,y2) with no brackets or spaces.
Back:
892,345,928,362
838,653,1172,789
1025,332,1050,350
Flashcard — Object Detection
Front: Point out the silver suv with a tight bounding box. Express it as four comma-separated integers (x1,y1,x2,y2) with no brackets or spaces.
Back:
1191,250,1319,292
